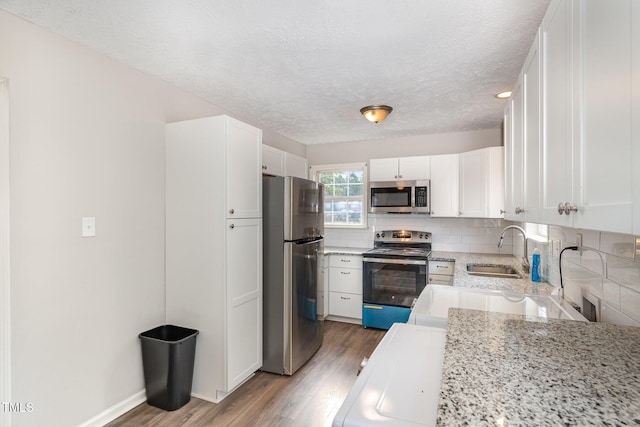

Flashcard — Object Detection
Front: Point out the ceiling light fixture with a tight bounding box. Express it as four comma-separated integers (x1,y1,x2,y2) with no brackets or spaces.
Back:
494,91,512,99
360,105,393,123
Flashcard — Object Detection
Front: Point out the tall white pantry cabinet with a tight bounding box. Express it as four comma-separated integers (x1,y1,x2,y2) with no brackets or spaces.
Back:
165,115,263,403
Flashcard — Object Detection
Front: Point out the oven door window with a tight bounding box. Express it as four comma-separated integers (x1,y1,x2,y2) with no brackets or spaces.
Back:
363,261,426,307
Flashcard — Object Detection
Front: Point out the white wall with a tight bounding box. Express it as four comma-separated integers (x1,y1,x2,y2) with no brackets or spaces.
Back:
0,10,278,427
306,128,501,165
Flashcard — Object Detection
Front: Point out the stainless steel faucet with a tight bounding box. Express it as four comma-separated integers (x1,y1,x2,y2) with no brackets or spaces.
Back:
497,225,530,274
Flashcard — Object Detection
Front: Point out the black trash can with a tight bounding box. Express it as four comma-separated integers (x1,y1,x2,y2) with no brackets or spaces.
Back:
139,324,199,411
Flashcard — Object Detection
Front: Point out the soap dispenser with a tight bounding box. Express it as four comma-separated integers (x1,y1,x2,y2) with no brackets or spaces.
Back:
531,248,541,282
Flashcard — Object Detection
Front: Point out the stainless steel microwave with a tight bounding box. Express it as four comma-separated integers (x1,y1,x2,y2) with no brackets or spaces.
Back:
369,180,430,213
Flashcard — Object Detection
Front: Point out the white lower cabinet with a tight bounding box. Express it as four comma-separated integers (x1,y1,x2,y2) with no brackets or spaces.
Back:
225,218,262,391
327,255,363,322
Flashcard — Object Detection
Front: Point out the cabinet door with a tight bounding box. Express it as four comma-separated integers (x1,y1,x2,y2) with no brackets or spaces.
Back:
459,149,488,218
398,156,430,180
225,218,262,391
503,101,514,219
284,152,308,179
226,117,262,218
522,30,541,223
572,0,633,234
540,0,574,227
507,75,525,221
369,158,399,181
262,144,284,176
430,154,459,217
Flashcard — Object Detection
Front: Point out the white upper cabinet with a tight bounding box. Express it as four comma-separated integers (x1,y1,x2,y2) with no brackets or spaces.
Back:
540,0,574,228
505,74,524,221
226,118,263,219
505,31,541,223
284,152,308,179
369,156,430,181
539,0,633,233
459,147,504,218
430,154,459,217
522,30,542,224
262,144,308,179
570,0,633,234
261,144,285,176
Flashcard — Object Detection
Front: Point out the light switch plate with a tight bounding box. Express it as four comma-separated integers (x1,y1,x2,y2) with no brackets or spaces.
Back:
552,240,560,257
82,217,96,237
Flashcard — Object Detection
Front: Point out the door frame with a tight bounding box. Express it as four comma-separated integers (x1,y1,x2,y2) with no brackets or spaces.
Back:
0,77,11,427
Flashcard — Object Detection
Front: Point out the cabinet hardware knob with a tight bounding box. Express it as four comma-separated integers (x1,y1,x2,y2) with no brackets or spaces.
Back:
564,202,578,215
394,175,398,179
515,207,524,214
229,224,235,229
398,175,402,179
262,165,267,170
229,209,235,214
500,209,505,214
340,296,351,300
558,202,565,215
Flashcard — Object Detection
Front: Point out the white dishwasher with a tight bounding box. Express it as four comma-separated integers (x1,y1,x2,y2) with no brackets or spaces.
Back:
332,323,446,427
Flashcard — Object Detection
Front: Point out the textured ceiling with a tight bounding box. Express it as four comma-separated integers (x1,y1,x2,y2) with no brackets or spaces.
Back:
0,0,550,145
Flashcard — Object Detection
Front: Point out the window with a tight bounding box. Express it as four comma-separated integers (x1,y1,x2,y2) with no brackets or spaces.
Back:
525,222,548,242
310,163,368,228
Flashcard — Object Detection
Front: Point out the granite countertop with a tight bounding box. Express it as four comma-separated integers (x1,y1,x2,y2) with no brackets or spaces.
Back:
323,246,370,256
437,308,640,426
430,251,556,295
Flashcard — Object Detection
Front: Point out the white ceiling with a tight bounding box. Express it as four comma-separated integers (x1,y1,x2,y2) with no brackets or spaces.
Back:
0,0,550,145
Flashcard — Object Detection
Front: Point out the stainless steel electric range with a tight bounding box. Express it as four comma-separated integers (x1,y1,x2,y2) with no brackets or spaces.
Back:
361,230,432,329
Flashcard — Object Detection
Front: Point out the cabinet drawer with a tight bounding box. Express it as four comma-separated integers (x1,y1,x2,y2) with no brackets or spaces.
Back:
429,260,454,276
329,255,362,269
428,274,454,286
329,267,363,294
329,292,362,319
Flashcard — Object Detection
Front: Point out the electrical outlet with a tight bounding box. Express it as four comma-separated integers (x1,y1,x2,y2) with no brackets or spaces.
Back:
552,240,560,257
576,233,583,255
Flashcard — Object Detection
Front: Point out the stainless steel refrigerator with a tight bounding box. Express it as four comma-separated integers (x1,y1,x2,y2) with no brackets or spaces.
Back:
262,176,324,375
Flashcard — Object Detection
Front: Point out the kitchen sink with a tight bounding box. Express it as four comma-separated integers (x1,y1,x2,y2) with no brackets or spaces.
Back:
466,263,522,279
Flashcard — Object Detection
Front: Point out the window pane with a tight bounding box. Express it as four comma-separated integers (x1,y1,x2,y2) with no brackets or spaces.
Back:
313,165,366,227
348,183,363,196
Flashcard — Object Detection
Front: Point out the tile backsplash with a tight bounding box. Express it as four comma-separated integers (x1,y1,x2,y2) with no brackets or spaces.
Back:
529,226,640,327
324,214,640,327
323,214,517,254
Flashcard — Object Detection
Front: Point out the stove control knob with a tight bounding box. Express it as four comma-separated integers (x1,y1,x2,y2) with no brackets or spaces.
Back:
376,233,380,238
381,232,385,238
419,233,424,239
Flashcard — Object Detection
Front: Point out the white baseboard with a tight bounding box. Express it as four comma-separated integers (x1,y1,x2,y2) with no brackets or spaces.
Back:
77,390,146,427
192,373,255,404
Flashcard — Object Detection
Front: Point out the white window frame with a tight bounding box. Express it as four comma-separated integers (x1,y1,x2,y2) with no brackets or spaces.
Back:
310,162,368,229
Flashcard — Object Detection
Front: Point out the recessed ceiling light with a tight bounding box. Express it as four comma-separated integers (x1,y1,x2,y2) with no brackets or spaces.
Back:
495,91,512,99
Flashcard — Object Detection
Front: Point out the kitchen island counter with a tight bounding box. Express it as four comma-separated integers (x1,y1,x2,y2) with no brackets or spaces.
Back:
437,308,640,426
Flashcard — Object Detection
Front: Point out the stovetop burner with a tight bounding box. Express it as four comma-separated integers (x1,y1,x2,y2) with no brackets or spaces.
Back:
363,230,432,260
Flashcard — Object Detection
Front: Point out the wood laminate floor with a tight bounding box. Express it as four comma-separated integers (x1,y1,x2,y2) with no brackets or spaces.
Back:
106,321,386,427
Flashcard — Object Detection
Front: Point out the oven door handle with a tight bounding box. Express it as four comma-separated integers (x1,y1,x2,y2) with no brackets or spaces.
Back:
363,257,427,266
